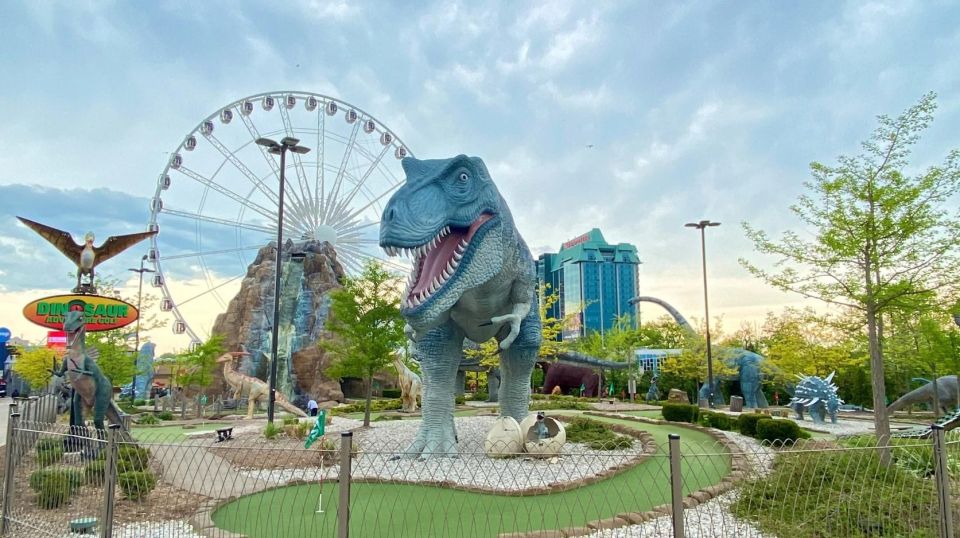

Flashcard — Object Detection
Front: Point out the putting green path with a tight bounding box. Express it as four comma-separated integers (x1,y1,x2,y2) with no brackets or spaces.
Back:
212,414,731,538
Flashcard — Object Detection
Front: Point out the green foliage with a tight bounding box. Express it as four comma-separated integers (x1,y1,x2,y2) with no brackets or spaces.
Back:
564,417,634,450
698,410,733,430
329,399,403,415
455,395,466,405
736,413,767,437
173,334,225,396
137,413,160,425
84,460,105,486
87,328,138,387
529,400,591,411
36,438,64,467
373,414,403,422
30,468,82,509
732,448,949,536
322,260,406,427
117,470,157,501
133,399,146,406
263,422,282,440
472,391,489,401
12,347,59,392
283,421,311,440
156,411,174,421
117,446,151,473
754,418,810,443
381,388,402,398
282,416,299,426
662,403,699,423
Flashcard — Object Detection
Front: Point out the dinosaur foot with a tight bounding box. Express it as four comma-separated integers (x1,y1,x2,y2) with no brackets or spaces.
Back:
402,422,458,460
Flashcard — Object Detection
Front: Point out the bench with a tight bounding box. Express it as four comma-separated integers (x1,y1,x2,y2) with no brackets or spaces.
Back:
216,427,234,442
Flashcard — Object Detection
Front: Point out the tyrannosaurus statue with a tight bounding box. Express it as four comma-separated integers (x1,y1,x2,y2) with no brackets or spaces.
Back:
53,310,127,432
218,352,306,419
380,155,541,458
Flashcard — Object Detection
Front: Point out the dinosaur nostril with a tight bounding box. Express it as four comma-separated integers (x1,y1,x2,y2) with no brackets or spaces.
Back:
386,207,396,222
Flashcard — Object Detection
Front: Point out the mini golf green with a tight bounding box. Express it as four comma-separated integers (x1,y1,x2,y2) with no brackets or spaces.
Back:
132,422,231,442
212,415,730,537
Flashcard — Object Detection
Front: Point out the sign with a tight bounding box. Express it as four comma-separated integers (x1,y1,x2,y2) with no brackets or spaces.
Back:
0,327,9,343
23,294,139,332
47,331,67,349
562,232,591,250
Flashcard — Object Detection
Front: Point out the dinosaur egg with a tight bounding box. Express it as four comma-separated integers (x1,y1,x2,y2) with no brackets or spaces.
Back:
484,417,523,457
519,413,566,456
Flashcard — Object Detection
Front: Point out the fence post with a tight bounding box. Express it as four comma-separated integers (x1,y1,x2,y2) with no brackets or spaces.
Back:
932,425,954,538
338,432,353,538
100,424,121,538
668,433,684,538
0,407,20,535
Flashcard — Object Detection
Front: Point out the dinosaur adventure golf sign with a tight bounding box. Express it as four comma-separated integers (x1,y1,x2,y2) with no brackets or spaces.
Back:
23,294,139,332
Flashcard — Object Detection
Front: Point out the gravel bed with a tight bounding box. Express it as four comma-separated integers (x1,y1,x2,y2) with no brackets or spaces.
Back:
9,520,205,538
588,430,776,538
241,416,641,491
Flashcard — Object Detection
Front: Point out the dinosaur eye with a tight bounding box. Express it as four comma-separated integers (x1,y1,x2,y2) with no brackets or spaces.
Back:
458,172,469,182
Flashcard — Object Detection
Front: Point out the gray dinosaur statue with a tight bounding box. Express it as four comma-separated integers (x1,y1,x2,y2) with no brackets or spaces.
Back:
888,375,960,415
380,155,541,458
789,372,843,424
629,296,770,408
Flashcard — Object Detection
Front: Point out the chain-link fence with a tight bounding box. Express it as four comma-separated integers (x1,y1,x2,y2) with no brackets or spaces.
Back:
1,404,956,538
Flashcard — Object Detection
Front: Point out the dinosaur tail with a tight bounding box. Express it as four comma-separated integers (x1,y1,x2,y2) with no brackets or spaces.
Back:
554,351,631,370
276,393,307,417
887,386,928,414
105,401,136,441
629,296,697,336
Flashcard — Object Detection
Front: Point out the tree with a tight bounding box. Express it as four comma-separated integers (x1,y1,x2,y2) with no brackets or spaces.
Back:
323,260,406,427
12,346,59,391
173,334,225,406
741,93,960,457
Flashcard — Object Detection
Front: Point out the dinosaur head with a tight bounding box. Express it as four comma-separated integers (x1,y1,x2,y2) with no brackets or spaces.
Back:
380,155,509,329
216,351,247,364
84,232,95,245
64,310,85,338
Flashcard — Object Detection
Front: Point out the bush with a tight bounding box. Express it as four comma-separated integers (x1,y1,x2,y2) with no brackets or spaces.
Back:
117,446,151,473
698,411,733,430
755,418,810,443
382,388,402,398
263,422,282,440
30,468,82,508
565,417,634,450
283,421,311,440
473,391,489,401
662,403,699,423
529,400,591,411
133,399,146,406
137,413,160,425
737,413,767,436
117,471,157,501
84,460,105,486
373,414,403,422
282,416,299,426
36,438,64,467
455,395,466,405
156,411,174,421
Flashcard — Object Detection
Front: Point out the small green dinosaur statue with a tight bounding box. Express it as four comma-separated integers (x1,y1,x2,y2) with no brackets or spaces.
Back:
53,310,125,432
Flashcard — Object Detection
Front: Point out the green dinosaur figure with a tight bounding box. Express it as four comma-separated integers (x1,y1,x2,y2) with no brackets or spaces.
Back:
53,310,126,432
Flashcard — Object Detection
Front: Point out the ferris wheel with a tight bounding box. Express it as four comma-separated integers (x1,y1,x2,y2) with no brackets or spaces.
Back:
147,91,414,348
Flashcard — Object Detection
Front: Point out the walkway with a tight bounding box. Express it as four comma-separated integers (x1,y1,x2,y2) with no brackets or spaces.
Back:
152,439,275,499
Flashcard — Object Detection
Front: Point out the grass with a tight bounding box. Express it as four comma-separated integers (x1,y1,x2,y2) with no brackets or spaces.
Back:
212,414,730,537
131,422,230,442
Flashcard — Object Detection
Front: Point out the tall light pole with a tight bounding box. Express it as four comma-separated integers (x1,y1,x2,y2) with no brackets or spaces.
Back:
128,255,154,402
685,220,720,407
256,136,311,424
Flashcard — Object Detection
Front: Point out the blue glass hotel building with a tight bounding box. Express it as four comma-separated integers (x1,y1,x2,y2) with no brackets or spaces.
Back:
536,229,641,340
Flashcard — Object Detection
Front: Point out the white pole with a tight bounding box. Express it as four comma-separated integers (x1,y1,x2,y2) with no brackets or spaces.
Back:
316,454,324,513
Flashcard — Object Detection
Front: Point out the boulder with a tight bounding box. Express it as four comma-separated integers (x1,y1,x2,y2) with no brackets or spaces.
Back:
667,388,690,404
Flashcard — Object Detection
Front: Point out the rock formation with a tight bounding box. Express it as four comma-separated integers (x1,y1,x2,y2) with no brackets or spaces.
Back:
211,239,346,403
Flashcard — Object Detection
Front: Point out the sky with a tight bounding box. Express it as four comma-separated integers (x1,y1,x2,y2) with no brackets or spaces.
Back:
1,0,958,356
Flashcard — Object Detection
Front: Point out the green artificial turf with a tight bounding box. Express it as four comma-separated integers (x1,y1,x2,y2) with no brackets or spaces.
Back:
212,415,730,537
132,422,230,442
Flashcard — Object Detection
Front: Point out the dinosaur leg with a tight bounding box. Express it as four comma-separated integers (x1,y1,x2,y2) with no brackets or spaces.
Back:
93,380,112,432
246,395,256,420
404,321,464,459
497,306,541,423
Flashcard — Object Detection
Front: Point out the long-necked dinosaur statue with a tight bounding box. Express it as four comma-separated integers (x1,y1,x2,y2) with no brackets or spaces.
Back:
218,352,306,419
393,354,422,413
53,310,129,433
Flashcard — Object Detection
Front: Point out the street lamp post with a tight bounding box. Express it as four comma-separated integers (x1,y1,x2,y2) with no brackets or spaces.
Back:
128,255,154,402
685,220,720,408
256,136,311,424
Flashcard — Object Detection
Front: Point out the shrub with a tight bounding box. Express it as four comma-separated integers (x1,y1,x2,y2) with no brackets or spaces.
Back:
755,419,810,444
737,413,767,436
36,438,64,467
30,468,82,508
157,411,174,421
382,388,402,398
263,422,282,440
698,411,733,430
137,413,159,425
473,391,488,401
283,421,312,440
455,395,466,405
565,417,634,450
117,471,157,501
133,399,146,406
282,416,299,426
662,403,699,423
84,460,105,486
373,414,403,422
117,446,151,473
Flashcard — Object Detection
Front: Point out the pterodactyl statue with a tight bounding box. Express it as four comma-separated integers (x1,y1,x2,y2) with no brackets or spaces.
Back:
17,216,157,294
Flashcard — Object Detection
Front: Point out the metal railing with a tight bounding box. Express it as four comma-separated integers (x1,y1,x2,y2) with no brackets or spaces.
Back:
0,407,956,537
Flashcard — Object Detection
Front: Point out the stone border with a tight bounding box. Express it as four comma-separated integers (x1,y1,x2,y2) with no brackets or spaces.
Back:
498,411,749,538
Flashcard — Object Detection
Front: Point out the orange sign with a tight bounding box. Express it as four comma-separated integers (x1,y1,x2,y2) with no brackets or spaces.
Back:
23,294,139,332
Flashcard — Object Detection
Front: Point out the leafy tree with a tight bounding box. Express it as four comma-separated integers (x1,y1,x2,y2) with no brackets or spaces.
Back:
173,334,225,403
13,347,59,391
322,260,406,427
87,330,138,387
741,93,960,455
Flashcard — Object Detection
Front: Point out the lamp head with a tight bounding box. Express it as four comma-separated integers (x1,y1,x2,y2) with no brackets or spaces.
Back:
280,136,300,147
256,137,280,150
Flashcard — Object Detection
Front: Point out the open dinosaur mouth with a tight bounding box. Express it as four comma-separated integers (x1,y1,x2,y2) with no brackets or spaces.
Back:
383,213,494,308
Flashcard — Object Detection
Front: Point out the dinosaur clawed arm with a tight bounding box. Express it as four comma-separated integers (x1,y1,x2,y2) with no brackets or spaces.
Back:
492,301,530,350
